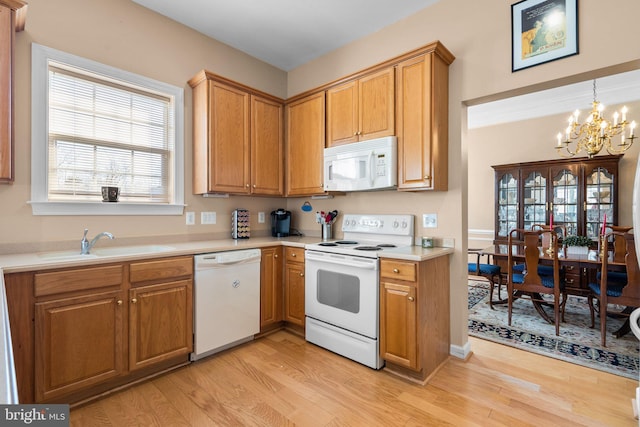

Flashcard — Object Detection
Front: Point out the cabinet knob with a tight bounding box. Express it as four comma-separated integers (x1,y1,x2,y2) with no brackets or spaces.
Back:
408,296,415,302
253,184,256,188
274,254,278,258
116,300,123,306
246,184,250,188
131,298,137,304
300,272,304,277
291,253,296,257
393,268,399,273
424,175,431,180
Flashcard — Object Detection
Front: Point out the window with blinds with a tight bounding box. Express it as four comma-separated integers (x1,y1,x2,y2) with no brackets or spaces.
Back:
47,63,174,203
31,44,184,216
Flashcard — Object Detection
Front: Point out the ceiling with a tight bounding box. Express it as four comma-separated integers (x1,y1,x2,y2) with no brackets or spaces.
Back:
131,0,440,71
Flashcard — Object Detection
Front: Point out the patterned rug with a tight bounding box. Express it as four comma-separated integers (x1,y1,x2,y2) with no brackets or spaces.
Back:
468,279,640,379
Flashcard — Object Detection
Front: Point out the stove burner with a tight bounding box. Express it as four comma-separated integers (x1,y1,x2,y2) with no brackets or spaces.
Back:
354,246,383,251
318,242,338,246
335,240,358,245
377,244,396,248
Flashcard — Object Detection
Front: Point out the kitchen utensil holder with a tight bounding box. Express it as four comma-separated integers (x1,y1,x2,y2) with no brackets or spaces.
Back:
321,223,332,241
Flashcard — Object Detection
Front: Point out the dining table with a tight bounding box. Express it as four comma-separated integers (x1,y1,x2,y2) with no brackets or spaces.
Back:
479,244,631,337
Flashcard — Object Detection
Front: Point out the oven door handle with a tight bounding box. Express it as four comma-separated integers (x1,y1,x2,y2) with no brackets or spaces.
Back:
306,253,378,270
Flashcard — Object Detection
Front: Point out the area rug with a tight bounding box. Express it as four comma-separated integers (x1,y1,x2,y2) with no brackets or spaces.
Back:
468,279,640,379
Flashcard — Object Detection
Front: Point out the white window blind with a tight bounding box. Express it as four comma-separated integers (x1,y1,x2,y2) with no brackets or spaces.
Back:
47,64,174,203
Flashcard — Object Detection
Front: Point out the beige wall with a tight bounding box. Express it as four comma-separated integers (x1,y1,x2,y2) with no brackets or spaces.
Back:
2,0,640,351
286,0,640,350
5,0,288,248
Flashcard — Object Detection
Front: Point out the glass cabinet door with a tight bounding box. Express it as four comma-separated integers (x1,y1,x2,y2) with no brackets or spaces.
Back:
522,170,547,230
497,172,518,239
585,166,614,239
551,167,578,236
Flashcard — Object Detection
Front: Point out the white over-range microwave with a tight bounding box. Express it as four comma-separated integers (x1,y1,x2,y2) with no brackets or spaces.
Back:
323,136,397,192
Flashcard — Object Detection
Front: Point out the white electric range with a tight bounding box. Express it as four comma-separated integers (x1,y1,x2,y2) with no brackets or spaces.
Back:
304,214,414,369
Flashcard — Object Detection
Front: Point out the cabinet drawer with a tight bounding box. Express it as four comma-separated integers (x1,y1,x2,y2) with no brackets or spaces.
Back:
285,247,305,263
34,265,124,297
129,256,193,284
380,259,416,282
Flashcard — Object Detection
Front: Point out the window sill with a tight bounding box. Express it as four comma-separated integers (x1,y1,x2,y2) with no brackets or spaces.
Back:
28,201,185,216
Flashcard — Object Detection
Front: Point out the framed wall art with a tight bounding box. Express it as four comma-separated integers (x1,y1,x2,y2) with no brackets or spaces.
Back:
511,0,578,72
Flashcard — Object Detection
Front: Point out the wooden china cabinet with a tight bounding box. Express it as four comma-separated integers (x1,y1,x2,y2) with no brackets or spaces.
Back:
492,155,622,244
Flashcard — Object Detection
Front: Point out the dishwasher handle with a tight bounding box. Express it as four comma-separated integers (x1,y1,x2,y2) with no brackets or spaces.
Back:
195,249,261,269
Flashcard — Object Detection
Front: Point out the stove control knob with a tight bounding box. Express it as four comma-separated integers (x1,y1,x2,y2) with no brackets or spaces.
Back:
402,221,408,228
393,221,399,228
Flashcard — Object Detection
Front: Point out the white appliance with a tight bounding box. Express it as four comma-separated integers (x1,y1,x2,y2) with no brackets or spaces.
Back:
305,214,414,369
192,249,261,361
323,136,397,192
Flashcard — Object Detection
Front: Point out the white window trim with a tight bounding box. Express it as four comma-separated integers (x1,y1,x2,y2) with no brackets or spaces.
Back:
29,43,185,216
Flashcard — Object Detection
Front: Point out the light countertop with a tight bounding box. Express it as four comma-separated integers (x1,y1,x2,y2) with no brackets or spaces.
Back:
0,237,453,273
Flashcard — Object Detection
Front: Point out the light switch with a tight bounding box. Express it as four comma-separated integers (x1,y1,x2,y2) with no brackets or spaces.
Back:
186,212,195,225
201,212,216,224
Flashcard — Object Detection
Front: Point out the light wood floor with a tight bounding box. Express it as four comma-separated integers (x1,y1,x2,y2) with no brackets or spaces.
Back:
71,331,638,426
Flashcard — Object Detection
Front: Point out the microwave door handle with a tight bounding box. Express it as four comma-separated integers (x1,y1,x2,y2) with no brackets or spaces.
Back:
369,151,376,186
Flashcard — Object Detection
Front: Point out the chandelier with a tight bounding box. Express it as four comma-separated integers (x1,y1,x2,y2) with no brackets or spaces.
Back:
555,80,636,158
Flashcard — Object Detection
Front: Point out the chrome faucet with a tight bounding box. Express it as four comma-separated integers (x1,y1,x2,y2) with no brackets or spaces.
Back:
80,229,115,255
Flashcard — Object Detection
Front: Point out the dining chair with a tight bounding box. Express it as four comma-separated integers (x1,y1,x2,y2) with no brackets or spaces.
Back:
588,229,640,347
468,248,504,309
507,228,566,335
512,224,567,277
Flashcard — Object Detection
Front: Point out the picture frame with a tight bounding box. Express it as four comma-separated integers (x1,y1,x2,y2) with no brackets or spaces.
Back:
511,0,578,72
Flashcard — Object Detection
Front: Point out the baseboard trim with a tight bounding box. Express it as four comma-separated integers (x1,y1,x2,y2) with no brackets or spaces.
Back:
450,340,472,360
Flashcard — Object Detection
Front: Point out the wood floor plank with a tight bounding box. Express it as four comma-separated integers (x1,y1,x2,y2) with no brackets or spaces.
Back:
70,332,638,426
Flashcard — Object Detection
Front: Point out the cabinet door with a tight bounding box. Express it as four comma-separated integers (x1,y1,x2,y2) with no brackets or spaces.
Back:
260,246,283,330
208,81,250,193
584,164,616,239
285,92,326,196
0,4,13,182
358,67,395,141
284,261,305,326
129,280,192,371
521,167,548,231
35,290,125,402
550,164,580,236
251,95,284,195
379,280,417,370
396,53,449,191
495,168,519,241
326,80,358,147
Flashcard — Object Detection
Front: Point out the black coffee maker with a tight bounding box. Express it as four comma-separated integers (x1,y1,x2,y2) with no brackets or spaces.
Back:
271,209,291,237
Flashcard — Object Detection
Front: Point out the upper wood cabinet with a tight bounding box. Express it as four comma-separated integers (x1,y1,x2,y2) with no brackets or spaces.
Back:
326,67,395,147
492,155,622,243
396,45,454,191
0,0,26,183
189,71,284,195
285,91,326,196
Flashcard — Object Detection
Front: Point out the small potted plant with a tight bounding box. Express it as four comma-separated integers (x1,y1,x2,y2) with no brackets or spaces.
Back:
562,235,594,256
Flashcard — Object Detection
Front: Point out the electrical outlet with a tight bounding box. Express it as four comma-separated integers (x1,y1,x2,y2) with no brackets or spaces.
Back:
201,211,216,224
258,212,265,223
423,213,437,228
441,238,455,248
185,212,195,225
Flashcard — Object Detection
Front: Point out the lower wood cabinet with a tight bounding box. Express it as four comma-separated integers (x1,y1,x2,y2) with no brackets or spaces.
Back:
260,246,283,332
379,255,450,382
6,256,193,404
284,247,305,328
35,289,125,402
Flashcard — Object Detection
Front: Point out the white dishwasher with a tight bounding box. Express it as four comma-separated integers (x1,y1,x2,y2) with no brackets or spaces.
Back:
192,249,261,361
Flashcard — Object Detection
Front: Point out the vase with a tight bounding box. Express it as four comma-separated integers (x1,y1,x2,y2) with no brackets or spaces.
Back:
566,246,589,256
